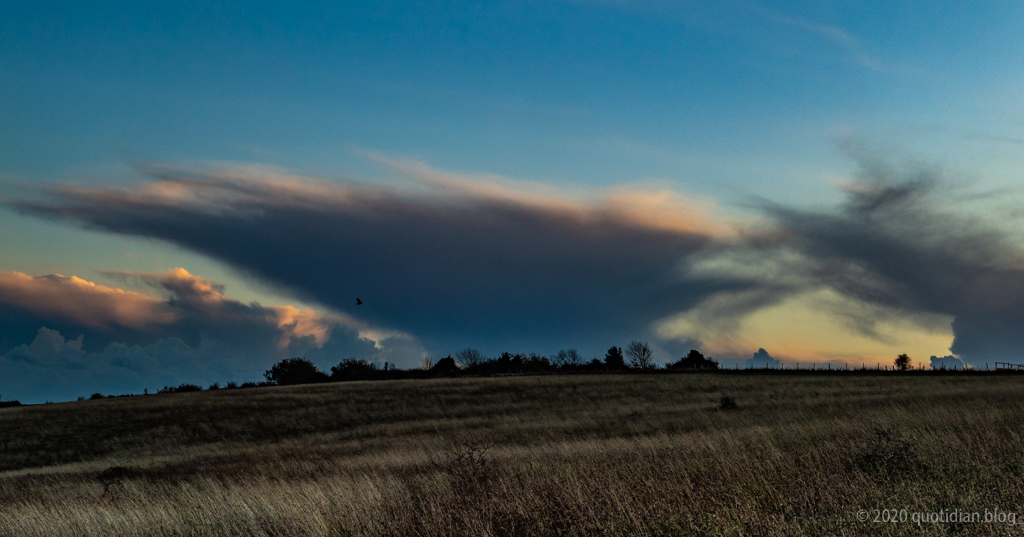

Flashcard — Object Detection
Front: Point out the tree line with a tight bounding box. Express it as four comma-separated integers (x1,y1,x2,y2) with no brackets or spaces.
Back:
262,342,721,386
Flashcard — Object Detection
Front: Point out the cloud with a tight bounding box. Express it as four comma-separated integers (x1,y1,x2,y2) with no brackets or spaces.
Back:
929,355,968,370
102,267,352,350
745,348,779,368
767,14,857,48
0,271,179,331
11,153,1023,372
10,162,739,358
677,152,1024,367
0,269,426,402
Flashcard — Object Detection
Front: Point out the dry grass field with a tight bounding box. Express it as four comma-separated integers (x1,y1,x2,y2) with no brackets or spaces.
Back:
2,372,1023,536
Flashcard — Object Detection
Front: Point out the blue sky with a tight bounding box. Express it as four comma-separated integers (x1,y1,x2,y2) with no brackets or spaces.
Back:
3,1,1024,401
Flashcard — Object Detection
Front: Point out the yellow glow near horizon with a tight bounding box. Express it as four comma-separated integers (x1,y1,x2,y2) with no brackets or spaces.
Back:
657,288,954,365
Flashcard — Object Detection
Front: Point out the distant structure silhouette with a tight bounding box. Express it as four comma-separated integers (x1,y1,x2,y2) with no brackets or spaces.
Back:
355,298,363,305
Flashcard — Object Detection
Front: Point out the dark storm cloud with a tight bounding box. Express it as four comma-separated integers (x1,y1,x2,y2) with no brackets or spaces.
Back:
10,166,740,357
730,161,1024,366
14,156,1023,368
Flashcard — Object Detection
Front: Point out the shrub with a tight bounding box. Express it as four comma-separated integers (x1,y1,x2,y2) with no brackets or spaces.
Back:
895,353,911,371
330,358,378,381
157,384,203,394
264,358,329,386
719,396,738,410
668,350,720,370
852,427,923,477
89,393,105,400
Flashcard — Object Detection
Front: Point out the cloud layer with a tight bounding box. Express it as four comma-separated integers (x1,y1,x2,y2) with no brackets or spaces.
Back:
10,155,1024,373
681,155,1024,367
0,268,422,402
12,164,738,357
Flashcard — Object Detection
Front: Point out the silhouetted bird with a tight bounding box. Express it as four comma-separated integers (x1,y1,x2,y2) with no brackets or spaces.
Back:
355,298,363,305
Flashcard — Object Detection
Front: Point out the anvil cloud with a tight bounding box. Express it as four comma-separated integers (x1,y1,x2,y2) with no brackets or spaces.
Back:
12,164,740,358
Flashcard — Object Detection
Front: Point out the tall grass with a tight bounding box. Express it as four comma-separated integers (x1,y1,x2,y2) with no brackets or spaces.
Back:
2,374,1023,535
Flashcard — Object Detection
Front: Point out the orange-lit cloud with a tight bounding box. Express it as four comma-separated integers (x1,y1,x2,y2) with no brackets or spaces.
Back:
103,267,363,350
0,267,430,403
368,152,740,236
0,271,179,330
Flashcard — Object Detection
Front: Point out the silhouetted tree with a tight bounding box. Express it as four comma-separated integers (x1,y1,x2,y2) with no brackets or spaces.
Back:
894,353,911,372
330,358,378,380
494,352,525,374
264,357,329,386
553,348,583,369
523,352,555,373
454,347,486,369
668,349,720,370
432,355,459,375
605,346,626,370
626,341,655,370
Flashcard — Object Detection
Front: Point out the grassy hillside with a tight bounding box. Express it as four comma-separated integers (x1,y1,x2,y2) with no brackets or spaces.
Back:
2,373,1023,536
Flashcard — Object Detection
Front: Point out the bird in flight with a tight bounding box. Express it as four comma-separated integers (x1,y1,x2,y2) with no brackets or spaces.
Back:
355,298,363,305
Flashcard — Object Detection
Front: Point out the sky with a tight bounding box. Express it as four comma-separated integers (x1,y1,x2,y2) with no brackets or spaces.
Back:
4,1,1024,402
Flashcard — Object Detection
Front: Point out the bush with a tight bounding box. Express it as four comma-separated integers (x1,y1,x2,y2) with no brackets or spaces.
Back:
157,384,203,394
852,427,923,477
264,358,329,386
89,393,105,400
668,350,720,370
330,358,378,381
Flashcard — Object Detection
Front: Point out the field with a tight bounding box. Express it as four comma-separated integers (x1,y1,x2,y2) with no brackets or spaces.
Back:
1,372,1023,536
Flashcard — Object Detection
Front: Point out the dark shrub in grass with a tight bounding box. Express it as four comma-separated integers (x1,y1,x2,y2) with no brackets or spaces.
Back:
719,396,738,410
852,427,924,477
